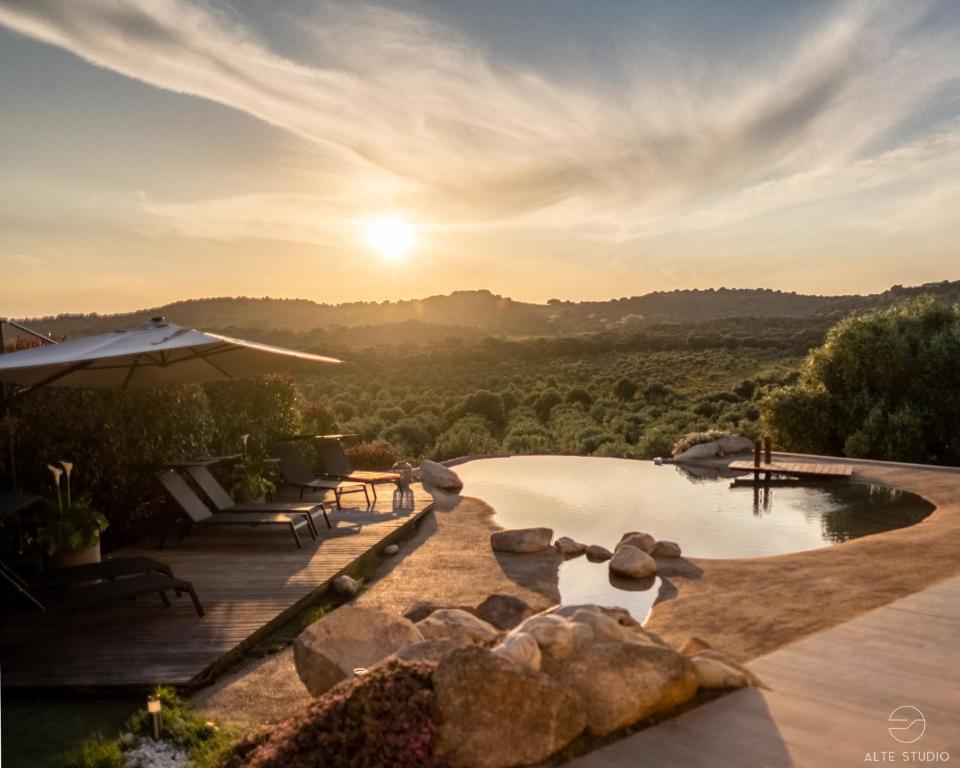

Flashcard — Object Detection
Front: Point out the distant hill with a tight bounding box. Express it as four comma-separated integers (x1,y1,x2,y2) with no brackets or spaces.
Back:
12,281,960,343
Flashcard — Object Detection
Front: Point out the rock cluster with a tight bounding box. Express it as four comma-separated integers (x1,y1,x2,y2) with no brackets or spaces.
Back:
493,528,682,583
293,600,758,768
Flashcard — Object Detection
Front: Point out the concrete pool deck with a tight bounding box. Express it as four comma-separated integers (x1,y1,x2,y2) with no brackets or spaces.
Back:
568,573,960,766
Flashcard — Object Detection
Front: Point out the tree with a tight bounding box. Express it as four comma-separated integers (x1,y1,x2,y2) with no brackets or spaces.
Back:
613,377,637,401
760,298,960,464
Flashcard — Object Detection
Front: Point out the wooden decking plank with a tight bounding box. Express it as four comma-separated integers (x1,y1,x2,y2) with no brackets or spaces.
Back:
0,486,433,688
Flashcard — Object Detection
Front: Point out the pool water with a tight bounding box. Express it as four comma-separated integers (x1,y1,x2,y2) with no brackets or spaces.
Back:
456,456,933,620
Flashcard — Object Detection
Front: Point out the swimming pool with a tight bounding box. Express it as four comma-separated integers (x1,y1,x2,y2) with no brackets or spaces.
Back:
456,455,934,620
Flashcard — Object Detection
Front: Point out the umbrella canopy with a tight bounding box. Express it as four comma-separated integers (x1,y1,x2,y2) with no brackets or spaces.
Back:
0,318,341,389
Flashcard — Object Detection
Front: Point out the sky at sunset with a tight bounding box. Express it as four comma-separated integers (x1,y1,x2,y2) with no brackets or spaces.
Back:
1,0,959,317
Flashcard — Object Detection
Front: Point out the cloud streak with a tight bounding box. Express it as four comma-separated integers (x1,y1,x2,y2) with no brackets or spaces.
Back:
1,0,959,247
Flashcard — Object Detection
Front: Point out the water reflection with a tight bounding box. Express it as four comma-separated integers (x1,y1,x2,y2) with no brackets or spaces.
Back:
457,456,934,621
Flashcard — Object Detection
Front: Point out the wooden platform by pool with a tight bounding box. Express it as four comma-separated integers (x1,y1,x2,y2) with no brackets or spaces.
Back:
0,485,433,689
728,460,854,480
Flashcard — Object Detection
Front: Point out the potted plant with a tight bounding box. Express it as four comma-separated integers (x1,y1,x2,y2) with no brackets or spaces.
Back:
230,434,276,503
35,461,109,569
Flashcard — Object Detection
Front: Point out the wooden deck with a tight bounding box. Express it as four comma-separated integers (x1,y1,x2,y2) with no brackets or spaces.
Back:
728,460,854,479
0,486,433,688
569,575,960,767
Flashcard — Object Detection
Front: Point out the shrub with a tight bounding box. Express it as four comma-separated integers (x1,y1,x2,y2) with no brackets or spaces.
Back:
6,386,215,548
430,415,500,460
382,418,433,457
761,298,960,463
219,661,440,768
454,389,506,431
565,387,593,406
206,376,304,457
613,377,637,401
636,425,680,459
533,389,563,421
345,441,401,470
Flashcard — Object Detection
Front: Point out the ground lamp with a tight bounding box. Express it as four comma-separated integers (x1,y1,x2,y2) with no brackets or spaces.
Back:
147,694,162,739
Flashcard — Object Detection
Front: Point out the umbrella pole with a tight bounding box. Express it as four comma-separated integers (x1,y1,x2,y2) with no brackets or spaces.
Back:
0,320,17,492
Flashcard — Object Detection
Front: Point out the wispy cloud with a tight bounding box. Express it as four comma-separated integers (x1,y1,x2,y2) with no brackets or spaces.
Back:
1,0,958,247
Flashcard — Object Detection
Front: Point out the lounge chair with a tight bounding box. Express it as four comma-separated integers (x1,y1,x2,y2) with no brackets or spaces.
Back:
184,464,332,532
12,556,204,616
157,469,315,548
274,444,371,508
312,437,401,505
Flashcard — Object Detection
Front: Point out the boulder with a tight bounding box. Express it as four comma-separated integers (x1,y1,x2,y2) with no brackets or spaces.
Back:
390,638,462,665
650,540,682,558
510,614,577,661
569,608,627,644
434,646,586,768
417,608,500,646
609,545,657,579
402,600,445,623
716,435,754,455
555,537,587,557
679,636,713,656
548,642,698,735
672,441,721,460
293,606,423,696
420,459,464,492
474,594,532,630
691,655,751,689
491,527,553,553
617,531,655,553
492,632,542,672
585,544,612,562
332,575,358,596
692,648,764,688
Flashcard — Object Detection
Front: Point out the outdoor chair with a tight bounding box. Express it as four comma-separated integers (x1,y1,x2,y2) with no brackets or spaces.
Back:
157,469,314,548
184,464,332,532
312,437,401,506
274,444,371,509
9,556,204,617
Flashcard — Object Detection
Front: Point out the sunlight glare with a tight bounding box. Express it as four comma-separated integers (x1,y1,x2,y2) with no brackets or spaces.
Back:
364,215,416,262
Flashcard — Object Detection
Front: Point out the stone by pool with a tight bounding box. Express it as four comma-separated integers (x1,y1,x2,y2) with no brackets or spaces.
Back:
456,455,934,620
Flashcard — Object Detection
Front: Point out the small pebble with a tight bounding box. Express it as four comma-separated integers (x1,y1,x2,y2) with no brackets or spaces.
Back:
333,575,359,596
383,544,400,556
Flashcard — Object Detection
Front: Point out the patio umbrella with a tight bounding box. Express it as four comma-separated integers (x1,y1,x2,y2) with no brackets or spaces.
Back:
0,317,341,390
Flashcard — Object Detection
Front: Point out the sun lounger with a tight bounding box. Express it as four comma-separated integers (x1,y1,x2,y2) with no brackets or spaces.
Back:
12,556,204,616
312,437,401,505
157,469,315,548
274,444,371,509
184,464,332,531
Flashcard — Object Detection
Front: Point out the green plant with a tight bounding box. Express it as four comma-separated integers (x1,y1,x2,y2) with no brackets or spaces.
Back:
33,462,108,555
64,734,124,768
34,494,108,555
231,436,277,501
66,687,228,768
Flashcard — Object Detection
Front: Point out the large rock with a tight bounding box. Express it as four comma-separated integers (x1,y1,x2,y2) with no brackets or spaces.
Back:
490,527,553,553
672,441,721,460
717,435,754,455
390,638,462,665
492,632,542,672
555,536,587,557
510,614,577,661
434,646,586,768
548,642,698,735
419,459,464,492
650,540,682,558
474,594,532,630
585,544,612,562
402,600,445,623
617,531,655,553
417,608,500,646
609,545,658,579
691,654,751,689
293,606,423,696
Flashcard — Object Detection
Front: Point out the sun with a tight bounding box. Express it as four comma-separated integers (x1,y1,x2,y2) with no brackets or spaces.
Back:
364,215,417,262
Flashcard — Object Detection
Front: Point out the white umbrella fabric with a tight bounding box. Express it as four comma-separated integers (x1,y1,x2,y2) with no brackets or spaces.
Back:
0,317,341,389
